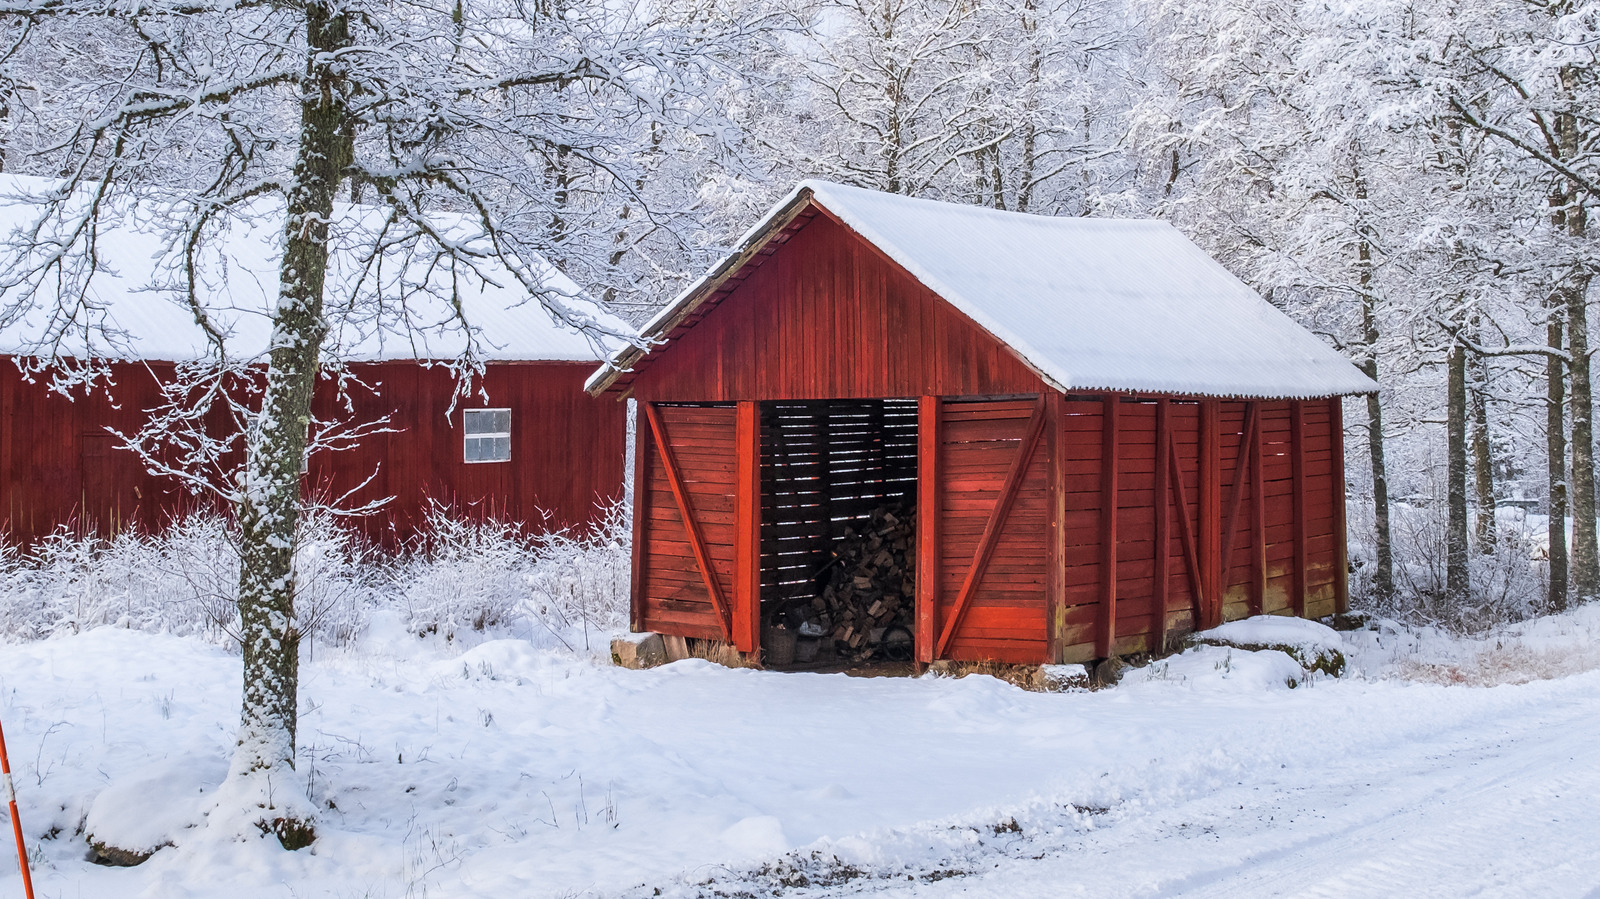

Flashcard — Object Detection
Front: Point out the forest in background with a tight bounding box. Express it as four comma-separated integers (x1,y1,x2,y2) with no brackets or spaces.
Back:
3,0,1597,630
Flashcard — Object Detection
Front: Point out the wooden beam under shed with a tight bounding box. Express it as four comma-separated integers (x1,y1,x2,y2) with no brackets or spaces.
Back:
1153,398,1171,651
1291,400,1309,618
1046,392,1068,663
630,400,650,634
1252,402,1267,617
733,400,761,654
1331,397,1350,614
1200,400,1222,629
1096,395,1120,659
916,396,942,664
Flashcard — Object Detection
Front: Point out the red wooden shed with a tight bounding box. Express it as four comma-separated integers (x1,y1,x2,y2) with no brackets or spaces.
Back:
589,181,1376,666
0,175,628,544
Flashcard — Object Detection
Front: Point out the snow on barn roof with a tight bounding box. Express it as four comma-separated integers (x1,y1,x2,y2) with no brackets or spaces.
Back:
588,181,1376,399
0,174,626,364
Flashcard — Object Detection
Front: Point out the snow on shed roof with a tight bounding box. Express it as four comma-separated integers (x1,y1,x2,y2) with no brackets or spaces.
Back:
0,174,626,364
588,181,1376,399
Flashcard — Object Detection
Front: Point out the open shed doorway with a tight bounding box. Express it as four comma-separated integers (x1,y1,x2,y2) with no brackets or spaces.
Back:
759,398,919,670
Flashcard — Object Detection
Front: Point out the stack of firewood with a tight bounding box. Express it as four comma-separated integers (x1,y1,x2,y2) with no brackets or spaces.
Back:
800,503,916,661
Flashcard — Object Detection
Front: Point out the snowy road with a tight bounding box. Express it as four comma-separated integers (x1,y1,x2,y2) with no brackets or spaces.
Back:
834,675,1600,898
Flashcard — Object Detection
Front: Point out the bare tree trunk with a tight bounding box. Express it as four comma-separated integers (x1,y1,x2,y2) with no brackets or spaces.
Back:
1548,308,1569,612
1552,63,1597,605
1567,270,1597,602
1355,205,1392,598
1446,342,1470,597
1015,0,1040,214
230,0,350,848
1469,335,1496,553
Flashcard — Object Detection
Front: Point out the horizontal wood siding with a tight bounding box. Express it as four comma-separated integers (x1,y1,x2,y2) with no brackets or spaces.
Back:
638,403,740,640
629,214,1049,403
1,358,625,545
936,397,1050,663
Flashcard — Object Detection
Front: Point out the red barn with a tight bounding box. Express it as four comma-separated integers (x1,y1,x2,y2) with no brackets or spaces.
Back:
589,182,1376,666
0,175,628,544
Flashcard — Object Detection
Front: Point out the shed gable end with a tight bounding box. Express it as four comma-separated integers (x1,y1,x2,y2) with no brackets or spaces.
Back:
627,212,1048,402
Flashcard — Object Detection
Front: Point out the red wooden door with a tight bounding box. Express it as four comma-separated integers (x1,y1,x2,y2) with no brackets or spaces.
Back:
918,396,1051,664
634,402,759,651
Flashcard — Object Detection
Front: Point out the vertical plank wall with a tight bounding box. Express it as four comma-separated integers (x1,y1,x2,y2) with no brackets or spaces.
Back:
1057,396,1346,664
0,361,202,543
1,358,625,545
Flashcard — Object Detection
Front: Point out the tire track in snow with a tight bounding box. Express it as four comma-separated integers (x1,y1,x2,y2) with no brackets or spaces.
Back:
849,684,1600,898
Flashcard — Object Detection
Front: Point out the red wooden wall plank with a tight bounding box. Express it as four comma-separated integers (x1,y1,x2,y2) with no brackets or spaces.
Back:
1331,398,1350,614
630,400,650,633
1046,392,1068,662
733,400,760,653
1152,399,1171,650
1096,395,1120,659
1199,400,1221,629
916,396,942,664
1252,405,1267,616
1291,400,1309,617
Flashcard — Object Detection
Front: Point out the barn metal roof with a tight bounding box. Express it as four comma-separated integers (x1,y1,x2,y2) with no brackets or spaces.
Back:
588,181,1377,400
0,174,626,364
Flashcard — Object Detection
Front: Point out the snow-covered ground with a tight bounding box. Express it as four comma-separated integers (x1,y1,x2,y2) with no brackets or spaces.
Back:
2,608,1599,898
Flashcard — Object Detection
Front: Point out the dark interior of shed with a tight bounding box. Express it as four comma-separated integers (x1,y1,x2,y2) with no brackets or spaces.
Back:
759,398,919,669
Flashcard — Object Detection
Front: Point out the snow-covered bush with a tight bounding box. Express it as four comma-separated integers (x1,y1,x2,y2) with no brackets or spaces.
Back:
1349,495,1547,635
0,502,631,653
393,501,630,649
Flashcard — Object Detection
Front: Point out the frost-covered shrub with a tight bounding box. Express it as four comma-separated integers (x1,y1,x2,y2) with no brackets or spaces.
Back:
0,501,632,653
1351,494,1547,635
394,501,630,649
0,519,228,641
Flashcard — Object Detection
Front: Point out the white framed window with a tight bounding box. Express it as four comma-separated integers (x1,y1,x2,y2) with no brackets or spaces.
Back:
463,408,512,463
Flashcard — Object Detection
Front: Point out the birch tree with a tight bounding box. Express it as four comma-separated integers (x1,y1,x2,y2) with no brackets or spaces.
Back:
0,0,738,844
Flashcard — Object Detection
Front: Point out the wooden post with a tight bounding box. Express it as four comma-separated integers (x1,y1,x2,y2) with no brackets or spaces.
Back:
1045,392,1068,663
1097,395,1120,659
1153,399,1171,651
1200,400,1222,629
733,401,761,654
1291,400,1309,618
1252,402,1267,616
630,401,651,634
916,396,941,664
1331,397,1350,615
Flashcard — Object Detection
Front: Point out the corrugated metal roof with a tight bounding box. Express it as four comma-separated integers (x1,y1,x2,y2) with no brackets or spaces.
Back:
589,181,1376,400
0,174,626,363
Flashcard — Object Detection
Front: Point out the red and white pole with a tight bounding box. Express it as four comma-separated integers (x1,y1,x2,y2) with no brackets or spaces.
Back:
0,715,35,899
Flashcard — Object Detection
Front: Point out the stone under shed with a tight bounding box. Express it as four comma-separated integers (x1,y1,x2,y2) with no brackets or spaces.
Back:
590,181,1377,668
